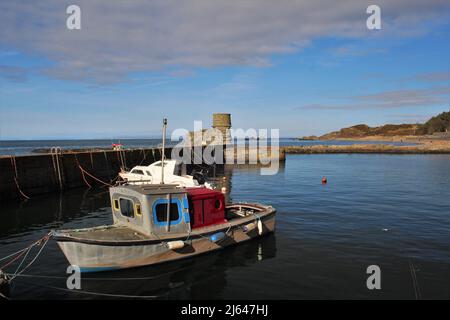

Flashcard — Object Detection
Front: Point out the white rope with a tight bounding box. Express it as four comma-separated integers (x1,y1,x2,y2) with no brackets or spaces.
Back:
15,279,160,299
0,247,30,263
13,246,32,276
0,292,10,300
6,265,191,282
9,235,51,281
409,259,421,300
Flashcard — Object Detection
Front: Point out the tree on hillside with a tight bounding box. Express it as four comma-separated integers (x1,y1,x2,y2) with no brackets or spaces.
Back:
417,110,450,135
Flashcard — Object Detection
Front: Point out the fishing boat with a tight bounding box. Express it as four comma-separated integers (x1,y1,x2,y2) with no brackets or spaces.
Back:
53,183,276,272
53,118,275,272
119,159,212,189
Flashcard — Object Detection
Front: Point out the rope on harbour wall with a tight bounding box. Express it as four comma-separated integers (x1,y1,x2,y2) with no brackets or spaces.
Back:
116,150,125,171
103,151,113,182
122,149,127,169
10,156,30,200
74,154,92,188
138,148,148,165
101,151,122,185
78,167,113,187
89,151,94,169
74,154,113,188
50,147,64,190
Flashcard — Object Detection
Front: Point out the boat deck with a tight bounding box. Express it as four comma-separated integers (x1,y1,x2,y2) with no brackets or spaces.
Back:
54,203,275,244
58,226,149,241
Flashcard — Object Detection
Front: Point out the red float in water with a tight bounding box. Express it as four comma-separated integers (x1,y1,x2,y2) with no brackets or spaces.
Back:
322,176,327,184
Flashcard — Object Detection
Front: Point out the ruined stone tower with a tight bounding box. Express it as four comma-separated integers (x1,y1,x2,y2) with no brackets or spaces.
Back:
212,113,232,145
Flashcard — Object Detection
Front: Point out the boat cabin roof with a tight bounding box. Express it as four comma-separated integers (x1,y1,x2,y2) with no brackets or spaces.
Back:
118,183,186,195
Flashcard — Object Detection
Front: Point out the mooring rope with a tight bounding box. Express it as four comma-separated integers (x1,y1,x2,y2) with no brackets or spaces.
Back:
138,148,149,166
78,166,113,188
0,247,30,263
0,232,52,281
6,264,192,282
0,248,28,270
74,153,119,188
9,235,51,281
74,154,92,188
122,149,127,169
409,259,422,300
12,246,32,276
12,279,160,299
89,151,94,169
80,169,92,188
116,149,127,170
0,291,10,300
10,156,30,200
103,151,113,181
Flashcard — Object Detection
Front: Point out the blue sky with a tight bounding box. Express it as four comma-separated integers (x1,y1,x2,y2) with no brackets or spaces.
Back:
0,1,449,139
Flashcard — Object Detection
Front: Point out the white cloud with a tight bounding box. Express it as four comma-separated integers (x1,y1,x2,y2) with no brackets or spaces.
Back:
1,0,449,83
415,71,450,82
301,86,450,110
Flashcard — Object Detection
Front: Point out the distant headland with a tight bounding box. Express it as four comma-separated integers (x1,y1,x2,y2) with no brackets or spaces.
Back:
285,111,450,154
299,111,450,141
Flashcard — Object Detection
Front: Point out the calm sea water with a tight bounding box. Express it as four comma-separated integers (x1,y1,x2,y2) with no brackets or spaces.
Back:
0,138,415,156
1,154,449,299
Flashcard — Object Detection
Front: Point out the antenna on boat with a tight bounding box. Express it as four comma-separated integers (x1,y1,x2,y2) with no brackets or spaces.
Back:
161,118,167,184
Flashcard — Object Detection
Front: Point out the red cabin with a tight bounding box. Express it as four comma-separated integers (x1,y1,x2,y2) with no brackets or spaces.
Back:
187,188,226,229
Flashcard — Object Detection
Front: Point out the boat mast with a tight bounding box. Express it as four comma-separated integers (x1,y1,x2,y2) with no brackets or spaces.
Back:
161,118,167,184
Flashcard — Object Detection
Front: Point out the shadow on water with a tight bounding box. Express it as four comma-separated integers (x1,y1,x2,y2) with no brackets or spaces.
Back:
0,188,111,241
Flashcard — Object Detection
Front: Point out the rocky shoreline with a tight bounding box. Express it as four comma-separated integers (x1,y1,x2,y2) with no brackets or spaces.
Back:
283,138,450,154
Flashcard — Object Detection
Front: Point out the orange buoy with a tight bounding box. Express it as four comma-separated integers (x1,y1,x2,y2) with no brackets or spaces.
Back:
322,176,327,184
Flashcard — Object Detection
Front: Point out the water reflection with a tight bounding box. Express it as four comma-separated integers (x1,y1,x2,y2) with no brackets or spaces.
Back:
210,162,286,204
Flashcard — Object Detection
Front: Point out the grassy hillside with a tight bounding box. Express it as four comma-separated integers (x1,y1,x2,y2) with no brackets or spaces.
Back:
301,110,450,140
417,111,450,135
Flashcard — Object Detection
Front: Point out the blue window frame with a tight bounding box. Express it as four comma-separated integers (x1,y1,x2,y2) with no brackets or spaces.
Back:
183,196,190,223
152,198,184,227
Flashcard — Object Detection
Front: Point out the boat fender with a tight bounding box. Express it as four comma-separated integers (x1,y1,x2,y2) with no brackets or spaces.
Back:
166,240,185,250
257,219,263,235
243,222,256,232
210,232,226,242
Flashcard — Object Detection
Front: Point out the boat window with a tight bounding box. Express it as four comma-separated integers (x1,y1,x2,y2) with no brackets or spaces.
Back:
131,169,144,175
154,161,168,167
145,171,151,176
135,203,142,216
155,203,180,223
120,198,134,218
